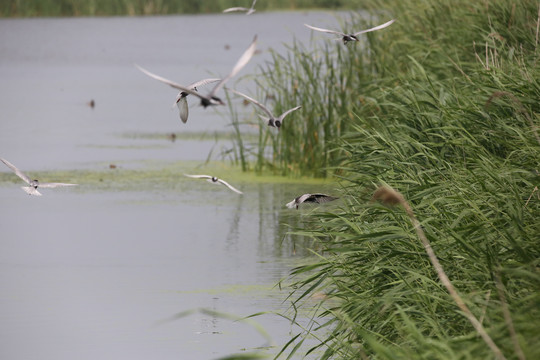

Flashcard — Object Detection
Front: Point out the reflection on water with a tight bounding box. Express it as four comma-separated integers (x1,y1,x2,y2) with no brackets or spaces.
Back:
0,11,341,360
0,181,324,358
0,173,335,360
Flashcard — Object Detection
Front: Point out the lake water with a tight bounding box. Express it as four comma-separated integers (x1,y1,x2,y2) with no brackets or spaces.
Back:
0,11,342,360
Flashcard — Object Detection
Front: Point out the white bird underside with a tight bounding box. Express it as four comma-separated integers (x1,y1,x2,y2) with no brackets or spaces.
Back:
285,199,297,208
21,186,42,196
184,174,243,194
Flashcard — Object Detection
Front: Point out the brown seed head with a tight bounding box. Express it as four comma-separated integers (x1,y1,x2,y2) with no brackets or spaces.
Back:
372,186,405,206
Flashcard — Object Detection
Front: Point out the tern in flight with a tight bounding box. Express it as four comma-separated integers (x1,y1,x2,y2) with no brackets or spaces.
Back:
135,64,219,121
173,78,221,123
135,64,221,124
304,19,395,44
286,193,338,209
228,88,301,129
184,174,243,195
1,158,77,196
176,79,221,124
136,35,257,109
223,0,257,15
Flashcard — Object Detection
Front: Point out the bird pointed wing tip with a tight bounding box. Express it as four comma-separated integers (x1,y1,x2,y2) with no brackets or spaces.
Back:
1,157,14,167
208,36,257,96
223,7,247,13
316,194,338,203
353,19,396,36
39,182,78,188
217,179,243,194
1,158,32,184
184,174,211,179
304,24,342,35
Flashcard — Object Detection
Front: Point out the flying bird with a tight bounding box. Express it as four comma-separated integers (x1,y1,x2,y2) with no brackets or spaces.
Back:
136,35,257,109
286,193,338,209
223,0,257,15
228,88,301,129
184,174,243,195
304,19,395,44
135,65,220,122
1,158,77,196
173,78,221,123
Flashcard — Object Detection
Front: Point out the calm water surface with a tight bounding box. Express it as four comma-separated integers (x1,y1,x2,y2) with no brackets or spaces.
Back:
0,11,342,360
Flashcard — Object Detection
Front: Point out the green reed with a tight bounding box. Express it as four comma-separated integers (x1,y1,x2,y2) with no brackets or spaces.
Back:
1,0,351,17
273,0,540,358
246,9,422,178
251,37,365,178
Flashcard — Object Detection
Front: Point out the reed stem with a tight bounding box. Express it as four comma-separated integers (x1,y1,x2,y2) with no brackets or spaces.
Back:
373,186,507,360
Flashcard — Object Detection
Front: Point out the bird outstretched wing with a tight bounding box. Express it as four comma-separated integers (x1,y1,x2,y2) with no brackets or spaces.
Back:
37,182,78,188
304,24,345,36
210,35,258,97
353,19,395,36
228,88,274,119
1,158,32,185
216,178,243,195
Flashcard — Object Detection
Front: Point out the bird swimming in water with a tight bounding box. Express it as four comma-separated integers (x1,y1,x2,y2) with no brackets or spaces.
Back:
184,174,243,195
1,158,77,196
304,19,395,44
228,88,301,129
223,0,257,15
286,193,338,209
136,35,257,109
